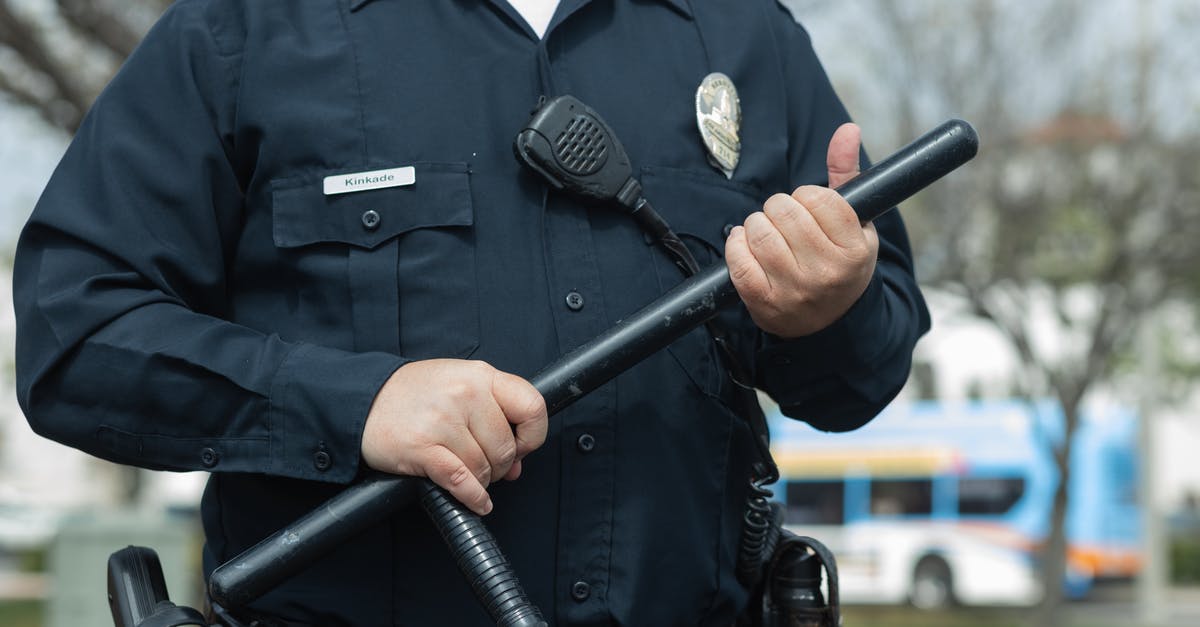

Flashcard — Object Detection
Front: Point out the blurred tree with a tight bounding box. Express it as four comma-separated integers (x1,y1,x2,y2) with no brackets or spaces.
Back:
0,0,169,133
786,0,1200,621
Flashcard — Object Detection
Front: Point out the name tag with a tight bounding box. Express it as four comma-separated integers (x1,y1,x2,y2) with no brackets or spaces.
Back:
323,166,416,195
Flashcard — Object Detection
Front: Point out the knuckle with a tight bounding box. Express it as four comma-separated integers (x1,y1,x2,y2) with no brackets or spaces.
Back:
517,392,546,422
816,263,854,293
743,280,771,305
523,430,547,451
733,262,767,292
749,233,772,250
474,463,493,486
468,360,495,378
763,194,800,222
520,419,549,448
748,225,777,249
448,464,472,487
496,441,518,466
812,265,845,291
427,407,456,428
791,184,827,205
760,298,788,321
838,246,871,268
728,258,754,283
765,192,794,210
445,380,475,403
499,439,518,463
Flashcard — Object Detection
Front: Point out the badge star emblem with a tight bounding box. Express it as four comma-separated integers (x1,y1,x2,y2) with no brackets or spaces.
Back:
695,72,742,179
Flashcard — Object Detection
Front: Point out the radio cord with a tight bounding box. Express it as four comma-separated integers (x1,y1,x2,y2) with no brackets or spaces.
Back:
616,183,783,589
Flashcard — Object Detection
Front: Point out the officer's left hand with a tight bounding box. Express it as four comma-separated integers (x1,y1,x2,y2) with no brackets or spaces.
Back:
724,123,878,339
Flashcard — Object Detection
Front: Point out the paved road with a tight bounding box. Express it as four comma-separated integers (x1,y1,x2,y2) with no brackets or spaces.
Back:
1064,586,1200,627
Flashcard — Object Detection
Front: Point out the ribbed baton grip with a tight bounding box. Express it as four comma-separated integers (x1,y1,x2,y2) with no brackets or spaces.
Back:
419,480,548,627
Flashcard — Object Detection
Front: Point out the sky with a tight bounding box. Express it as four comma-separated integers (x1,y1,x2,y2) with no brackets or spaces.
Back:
0,103,65,252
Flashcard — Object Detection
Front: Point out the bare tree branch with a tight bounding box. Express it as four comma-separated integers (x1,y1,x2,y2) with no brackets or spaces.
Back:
0,0,90,128
0,0,165,134
56,0,143,58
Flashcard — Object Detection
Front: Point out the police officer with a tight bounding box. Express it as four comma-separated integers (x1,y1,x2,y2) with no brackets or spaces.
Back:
14,1,929,625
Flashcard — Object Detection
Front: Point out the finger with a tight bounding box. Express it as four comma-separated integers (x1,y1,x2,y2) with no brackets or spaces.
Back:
826,122,862,189
762,190,834,260
744,207,810,288
440,424,494,487
423,445,493,515
724,225,771,305
492,370,548,460
502,459,523,482
720,223,777,309
467,399,519,482
791,185,866,251
863,221,880,253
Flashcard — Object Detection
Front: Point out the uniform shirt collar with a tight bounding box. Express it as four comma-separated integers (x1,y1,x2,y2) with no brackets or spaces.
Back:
349,0,692,19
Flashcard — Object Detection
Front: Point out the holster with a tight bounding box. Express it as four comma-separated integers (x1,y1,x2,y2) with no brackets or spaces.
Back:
736,505,841,627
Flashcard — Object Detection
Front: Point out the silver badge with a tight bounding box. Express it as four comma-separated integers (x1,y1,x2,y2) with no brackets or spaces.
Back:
695,72,742,179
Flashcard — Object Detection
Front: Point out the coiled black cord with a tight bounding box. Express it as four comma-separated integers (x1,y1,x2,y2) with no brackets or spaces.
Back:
736,479,783,587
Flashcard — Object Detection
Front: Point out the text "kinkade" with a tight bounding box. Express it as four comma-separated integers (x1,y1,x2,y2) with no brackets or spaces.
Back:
345,173,395,187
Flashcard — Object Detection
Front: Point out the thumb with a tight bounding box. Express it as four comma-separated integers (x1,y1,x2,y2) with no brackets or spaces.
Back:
827,122,862,189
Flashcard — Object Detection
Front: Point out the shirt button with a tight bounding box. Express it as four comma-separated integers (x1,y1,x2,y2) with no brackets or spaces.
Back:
361,209,381,231
313,450,332,472
571,580,591,602
565,291,585,311
723,223,736,238
200,447,219,468
576,433,596,453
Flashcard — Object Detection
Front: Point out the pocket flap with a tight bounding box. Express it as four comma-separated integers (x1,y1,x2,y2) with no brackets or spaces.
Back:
639,166,762,251
272,162,472,249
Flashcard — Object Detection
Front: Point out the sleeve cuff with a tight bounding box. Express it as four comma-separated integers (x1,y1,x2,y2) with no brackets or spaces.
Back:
268,343,408,484
756,273,887,404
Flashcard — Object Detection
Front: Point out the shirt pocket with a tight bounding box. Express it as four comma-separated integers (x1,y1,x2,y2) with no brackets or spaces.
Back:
639,165,764,399
271,162,479,359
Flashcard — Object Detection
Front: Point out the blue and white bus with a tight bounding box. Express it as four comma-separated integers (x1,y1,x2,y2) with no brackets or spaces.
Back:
768,399,1141,608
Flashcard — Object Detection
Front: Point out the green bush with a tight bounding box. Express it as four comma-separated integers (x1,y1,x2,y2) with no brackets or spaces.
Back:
16,546,47,573
1170,535,1200,583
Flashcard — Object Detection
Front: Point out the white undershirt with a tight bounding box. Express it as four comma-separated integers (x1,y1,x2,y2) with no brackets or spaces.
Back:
508,0,560,38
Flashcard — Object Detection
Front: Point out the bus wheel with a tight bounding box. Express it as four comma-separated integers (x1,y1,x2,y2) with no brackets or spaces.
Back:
910,556,955,610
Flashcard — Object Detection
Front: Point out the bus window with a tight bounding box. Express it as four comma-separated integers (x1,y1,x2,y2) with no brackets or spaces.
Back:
870,479,933,516
958,477,1025,515
785,481,845,525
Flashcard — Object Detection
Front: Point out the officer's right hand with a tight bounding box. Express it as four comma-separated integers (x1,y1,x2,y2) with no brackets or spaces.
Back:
361,359,548,515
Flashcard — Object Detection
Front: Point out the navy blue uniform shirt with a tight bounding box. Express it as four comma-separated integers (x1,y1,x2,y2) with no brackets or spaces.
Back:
14,0,930,624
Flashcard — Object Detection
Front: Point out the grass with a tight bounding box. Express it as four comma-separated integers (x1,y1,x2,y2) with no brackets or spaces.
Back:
0,600,42,627
846,606,1031,627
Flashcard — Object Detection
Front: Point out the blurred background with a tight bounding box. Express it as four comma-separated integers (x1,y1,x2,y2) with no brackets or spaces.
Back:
0,1,1197,625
